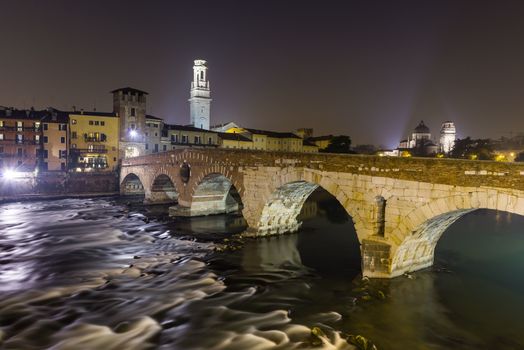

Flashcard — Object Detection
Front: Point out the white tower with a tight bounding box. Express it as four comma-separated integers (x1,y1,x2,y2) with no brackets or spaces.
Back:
439,121,456,154
189,59,212,130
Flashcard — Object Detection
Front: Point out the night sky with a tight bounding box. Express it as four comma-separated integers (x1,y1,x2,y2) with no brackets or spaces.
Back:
2,0,524,147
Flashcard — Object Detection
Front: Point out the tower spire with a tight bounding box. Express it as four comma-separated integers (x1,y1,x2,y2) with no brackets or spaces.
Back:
189,59,212,130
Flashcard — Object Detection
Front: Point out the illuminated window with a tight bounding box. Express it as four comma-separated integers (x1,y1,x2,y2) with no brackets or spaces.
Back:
17,121,23,131
71,119,77,125
0,134,3,140
131,108,136,116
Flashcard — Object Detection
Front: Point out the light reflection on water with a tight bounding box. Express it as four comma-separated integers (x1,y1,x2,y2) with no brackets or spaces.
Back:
0,193,523,349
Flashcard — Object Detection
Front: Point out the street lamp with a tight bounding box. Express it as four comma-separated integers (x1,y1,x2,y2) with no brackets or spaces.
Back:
129,129,138,138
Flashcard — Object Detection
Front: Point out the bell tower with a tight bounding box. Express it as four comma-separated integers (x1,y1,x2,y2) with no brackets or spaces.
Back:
189,59,212,130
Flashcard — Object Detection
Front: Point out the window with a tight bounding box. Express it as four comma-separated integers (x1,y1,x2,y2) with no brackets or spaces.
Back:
72,131,77,139
182,135,188,143
95,121,100,126
59,150,67,159
61,137,65,144
71,143,77,149
34,122,41,131
43,123,48,131
0,134,3,140
89,121,94,125
71,119,77,125
16,134,23,144
101,121,105,126
154,132,158,137
88,144,94,152
17,148,23,157
194,136,201,144
101,133,107,142
131,108,136,116
0,121,3,127
16,121,23,131
35,135,40,143
163,145,167,151
154,144,158,153
208,137,212,145
59,124,67,131
61,163,66,171
43,136,48,143
145,144,149,150
171,134,178,143
43,150,48,159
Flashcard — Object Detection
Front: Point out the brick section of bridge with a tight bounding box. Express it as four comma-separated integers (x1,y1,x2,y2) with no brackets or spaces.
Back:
121,149,524,278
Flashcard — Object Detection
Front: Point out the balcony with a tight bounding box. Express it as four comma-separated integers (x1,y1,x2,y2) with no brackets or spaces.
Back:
72,148,108,154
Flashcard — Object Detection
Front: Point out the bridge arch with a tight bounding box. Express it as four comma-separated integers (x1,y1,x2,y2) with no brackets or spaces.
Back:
251,170,365,243
120,173,145,196
390,189,524,277
185,172,243,216
147,173,179,204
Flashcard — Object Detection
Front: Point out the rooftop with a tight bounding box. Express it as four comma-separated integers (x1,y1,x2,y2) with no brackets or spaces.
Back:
218,132,252,142
165,123,218,133
245,128,302,139
111,87,149,95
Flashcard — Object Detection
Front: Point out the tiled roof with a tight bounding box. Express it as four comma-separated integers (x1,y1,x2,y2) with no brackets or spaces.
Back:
245,128,302,139
164,123,218,133
218,132,252,142
146,115,164,121
68,111,117,117
111,87,148,95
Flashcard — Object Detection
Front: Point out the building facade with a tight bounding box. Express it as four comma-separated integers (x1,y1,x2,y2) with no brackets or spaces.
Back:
69,111,119,171
145,115,163,154
0,108,43,172
189,60,212,130
161,124,219,151
41,109,68,171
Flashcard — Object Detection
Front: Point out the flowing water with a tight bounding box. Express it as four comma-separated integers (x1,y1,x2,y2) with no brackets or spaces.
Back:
1,190,524,350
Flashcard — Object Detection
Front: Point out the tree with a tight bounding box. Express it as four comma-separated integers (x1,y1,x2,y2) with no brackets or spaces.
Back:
322,135,352,154
449,137,495,160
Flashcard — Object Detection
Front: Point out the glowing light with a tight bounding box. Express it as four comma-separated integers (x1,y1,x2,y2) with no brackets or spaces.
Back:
436,153,445,158
495,154,507,162
401,151,412,158
469,154,478,160
3,169,22,180
129,129,138,138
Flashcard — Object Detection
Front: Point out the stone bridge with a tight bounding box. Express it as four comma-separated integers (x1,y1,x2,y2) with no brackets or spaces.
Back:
120,148,524,278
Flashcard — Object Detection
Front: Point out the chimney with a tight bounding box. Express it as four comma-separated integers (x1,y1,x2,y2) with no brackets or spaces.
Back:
72,106,76,112
80,108,84,115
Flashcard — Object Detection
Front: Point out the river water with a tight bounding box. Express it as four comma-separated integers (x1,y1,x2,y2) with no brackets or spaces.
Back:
1,191,523,350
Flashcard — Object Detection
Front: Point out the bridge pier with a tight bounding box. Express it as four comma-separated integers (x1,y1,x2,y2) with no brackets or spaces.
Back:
169,193,240,217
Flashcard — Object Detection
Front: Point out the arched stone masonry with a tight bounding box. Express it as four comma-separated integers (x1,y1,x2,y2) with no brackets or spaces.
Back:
121,148,524,278
147,174,178,204
120,173,145,196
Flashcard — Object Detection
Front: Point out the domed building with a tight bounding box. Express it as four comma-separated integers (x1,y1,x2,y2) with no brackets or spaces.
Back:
397,120,438,156
408,120,431,148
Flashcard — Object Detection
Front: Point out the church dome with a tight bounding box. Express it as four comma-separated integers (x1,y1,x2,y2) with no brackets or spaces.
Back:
414,120,430,134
